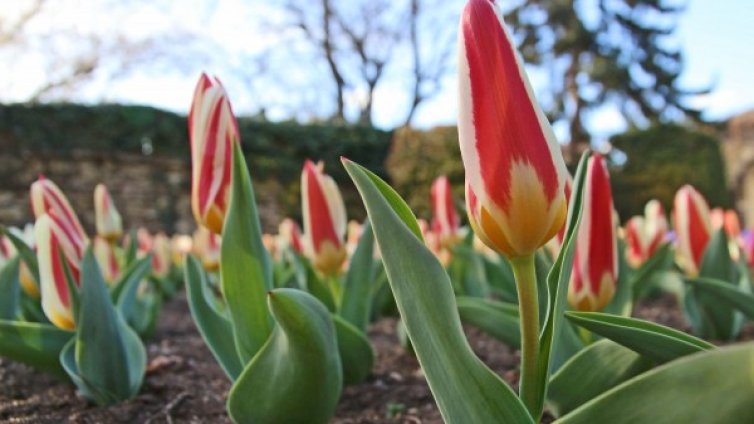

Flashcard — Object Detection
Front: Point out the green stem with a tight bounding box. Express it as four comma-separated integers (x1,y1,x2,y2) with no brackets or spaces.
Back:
510,254,540,418
327,275,342,308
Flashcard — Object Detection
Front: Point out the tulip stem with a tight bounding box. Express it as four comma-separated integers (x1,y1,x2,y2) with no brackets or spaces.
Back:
510,254,540,418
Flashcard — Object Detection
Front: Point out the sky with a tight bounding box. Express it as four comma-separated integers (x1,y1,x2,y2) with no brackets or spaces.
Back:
1,0,753,144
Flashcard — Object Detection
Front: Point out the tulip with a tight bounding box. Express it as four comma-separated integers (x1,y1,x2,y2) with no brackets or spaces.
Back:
458,0,569,260
171,234,194,267
188,73,240,234
567,154,618,312
35,212,88,330
8,224,39,298
430,176,460,248
545,176,573,258
278,218,304,254
193,226,221,272
625,199,668,267
151,232,172,278
94,184,123,242
93,236,121,284
30,177,87,241
301,160,347,276
673,185,712,276
0,234,16,269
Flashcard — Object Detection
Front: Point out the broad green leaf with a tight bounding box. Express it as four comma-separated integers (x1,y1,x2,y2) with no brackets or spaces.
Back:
304,258,337,312
185,255,243,380
71,248,146,405
0,257,20,319
344,159,533,424
221,142,273,363
127,290,161,338
547,339,653,417
688,276,754,321
113,256,153,329
339,221,377,332
123,229,138,266
227,289,342,424
333,314,374,384
483,255,518,303
565,311,713,363
2,227,39,284
0,319,72,377
555,343,754,423
457,296,520,348
453,244,491,298
531,152,589,420
110,254,152,302
691,228,740,340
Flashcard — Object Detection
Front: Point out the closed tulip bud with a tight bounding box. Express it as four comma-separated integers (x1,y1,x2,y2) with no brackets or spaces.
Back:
151,233,172,278
30,177,87,241
673,185,712,276
625,199,668,267
430,176,460,248
35,212,88,330
458,0,569,259
193,226,221,272
94,184,123,242
93,236,121,284
171,234,193,267
301,160,347,276
189,73,240,234
278,218,304,254
568,154,618,312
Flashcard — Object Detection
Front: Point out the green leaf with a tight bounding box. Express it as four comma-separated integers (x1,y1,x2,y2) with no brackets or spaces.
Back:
339,221,377,332
0,257,21,320
531,152,590,419
687,276,754,321
603,239,632,316
554,343,754,424
0,319,72,377
344,159,533,424
221,141,273,363
453,244,491,298
69,248,146,405
691,228,740,340
227,289,342,424
113,256,153,329
457,296,520,348
630,243,673,301
110,254,152,302
185,255,243,381
483,256,518,303
565,311,713,363
333,314,374,384
547,339,653,417
2,226,39,284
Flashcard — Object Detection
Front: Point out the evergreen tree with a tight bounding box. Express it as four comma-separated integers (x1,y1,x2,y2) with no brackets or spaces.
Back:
505,0,707,162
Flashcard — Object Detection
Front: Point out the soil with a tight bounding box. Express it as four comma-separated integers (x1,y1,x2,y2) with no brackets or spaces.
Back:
0,292,741,424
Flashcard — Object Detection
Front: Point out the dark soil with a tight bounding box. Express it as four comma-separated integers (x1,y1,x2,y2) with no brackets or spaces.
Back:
0,292,736,423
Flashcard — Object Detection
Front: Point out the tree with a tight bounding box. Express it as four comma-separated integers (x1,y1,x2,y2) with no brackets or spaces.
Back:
505,0,708,162
276,0,457,126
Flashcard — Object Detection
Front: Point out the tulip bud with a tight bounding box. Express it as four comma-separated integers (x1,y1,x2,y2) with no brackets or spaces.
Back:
567,154,618,312
430,176,460,248
193,226,221,272
625,199,668,267
94,184,123,242
35,212,88,330
171,234,193,267
188,73,240,234
672,185,712,276
0,234,17,269
458,0,568,259
278,218,304,254
301,160,347,276
30,177,87,241
92,236,121,284
152,232,172,278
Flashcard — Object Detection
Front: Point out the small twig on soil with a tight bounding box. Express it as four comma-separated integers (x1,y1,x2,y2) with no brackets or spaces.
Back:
145,391,190,424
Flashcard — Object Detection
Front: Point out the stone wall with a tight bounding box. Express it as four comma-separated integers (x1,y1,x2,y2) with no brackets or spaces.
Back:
722,110,754,226
0,149,194,235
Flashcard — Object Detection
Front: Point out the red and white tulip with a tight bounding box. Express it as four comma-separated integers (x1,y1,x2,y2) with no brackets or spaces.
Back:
35,212,88,330
193,226,221,272
430,176,460,248
94,184,123,242
93,236,121,284
567,154,618,312
458,0,569,259
672,185,712,276
625,199,668,267
30,177,86,242
278,218,304,254
188,73,240,234
301,160,347,276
